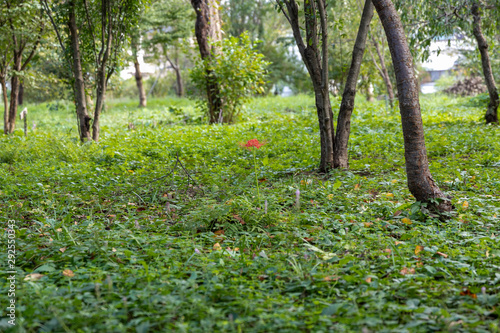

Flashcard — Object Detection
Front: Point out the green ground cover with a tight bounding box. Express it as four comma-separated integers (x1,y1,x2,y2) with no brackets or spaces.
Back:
0,94,499,332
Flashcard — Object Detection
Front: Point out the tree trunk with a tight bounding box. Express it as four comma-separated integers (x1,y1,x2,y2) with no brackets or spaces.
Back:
334,0,374,169
371,36,394,108
134,59,147,107
7,54,21,134
18,81,24,105
1,77,8,135
165,53,184,97
372,0,451,212
471,2,499,124
68,0,92,142
191,0,223,123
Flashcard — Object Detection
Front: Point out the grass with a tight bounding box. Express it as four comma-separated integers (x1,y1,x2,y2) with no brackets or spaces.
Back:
0,93,499,332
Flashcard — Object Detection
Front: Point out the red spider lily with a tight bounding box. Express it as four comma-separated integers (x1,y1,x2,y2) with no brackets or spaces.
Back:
240,139,266,150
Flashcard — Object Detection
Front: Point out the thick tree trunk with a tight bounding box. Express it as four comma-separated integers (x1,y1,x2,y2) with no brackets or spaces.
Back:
1,77,8,134
471,2,499,124
191,0,223,123
7,55,21,134
134,59,147,107
334,0,374,169
372,0,451,212
68,1,92,142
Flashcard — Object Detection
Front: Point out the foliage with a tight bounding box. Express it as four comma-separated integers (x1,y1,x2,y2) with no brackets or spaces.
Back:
1,94,499,331
190,32,270,123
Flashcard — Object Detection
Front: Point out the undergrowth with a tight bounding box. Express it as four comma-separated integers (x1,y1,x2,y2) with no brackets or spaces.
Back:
0,94,499,332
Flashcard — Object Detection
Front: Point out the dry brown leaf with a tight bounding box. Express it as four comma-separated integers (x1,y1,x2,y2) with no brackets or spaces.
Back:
365,277,372,283
232,214,246,225
415,245,424,255
400,267,416,275
323,276,339,282
363,222,373,227
213,243,222,251
383,249,392,253
24,273,44,281
62,269,75,278
59,247,67,253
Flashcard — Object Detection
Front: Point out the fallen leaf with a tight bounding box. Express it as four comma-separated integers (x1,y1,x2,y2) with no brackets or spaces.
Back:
385,193,394,198
24,273,44,281
383,249,392,253
354,184,360,190
59,247,67,253
327,194,334,200
323,276,339,282
213,243,221,251
460,288,477,299
401,217,412,225
258,275,268,281
400,267,416,275
56,228,62,232
232,215,246,225
395,241,402,245
214,229,225,236
462,201,469,209
415,245,424,255
303,237,314,242
365,277,372,283
112,248,117,252
363,222,373,227
391,179,398,184
62,269,75,277
394,210,402,216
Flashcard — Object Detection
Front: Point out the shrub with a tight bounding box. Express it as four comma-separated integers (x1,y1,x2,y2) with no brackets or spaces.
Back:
190,32,270,123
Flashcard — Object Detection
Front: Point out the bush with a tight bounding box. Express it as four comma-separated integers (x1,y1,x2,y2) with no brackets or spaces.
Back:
190,32,270,123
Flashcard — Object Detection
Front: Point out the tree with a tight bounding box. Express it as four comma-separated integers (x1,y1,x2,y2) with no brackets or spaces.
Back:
372,0,451,212
276,0,335,172
43,0,144,142
190,0,223,123
471,1,499,123
1,0,45,134
141,0,193,98
334,0,374,168
131,36,147,107
394,0,499,124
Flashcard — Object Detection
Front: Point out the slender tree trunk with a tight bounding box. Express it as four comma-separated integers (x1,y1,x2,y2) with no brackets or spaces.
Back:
371,36,395,107
165,53,184,97
471,2,499,124
134,59,147,107
7,54,21,134
68,0,92,142
372,0,451,212
334,0,374,169
18,81,24,105
92,64,107,142
1,77,8,135
191,0,223,123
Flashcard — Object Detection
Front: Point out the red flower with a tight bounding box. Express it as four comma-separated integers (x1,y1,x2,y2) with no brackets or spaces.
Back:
240,139,266,150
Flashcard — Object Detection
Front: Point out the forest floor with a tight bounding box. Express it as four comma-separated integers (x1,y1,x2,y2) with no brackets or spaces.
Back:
0,94,499,332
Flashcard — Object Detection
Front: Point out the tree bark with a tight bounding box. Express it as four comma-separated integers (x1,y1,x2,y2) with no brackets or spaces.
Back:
68,0,92,142
191,0,223,123
7,54,21,134
18,81,24,105
372,0,451,212
471,2,499,124
334,0,374,169
134,59,147,107
1,77,8,135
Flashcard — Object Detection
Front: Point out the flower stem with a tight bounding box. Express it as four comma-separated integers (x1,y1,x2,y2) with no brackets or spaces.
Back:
253,149,260,204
